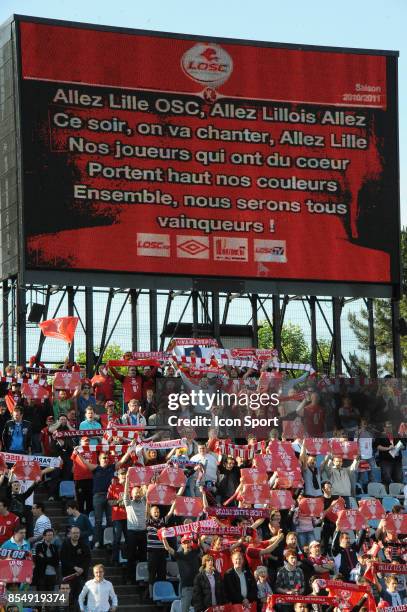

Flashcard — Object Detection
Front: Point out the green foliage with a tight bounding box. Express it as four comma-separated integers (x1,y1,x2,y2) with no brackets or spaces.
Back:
347,227,407,375
76,343,124,366
258,320,331,372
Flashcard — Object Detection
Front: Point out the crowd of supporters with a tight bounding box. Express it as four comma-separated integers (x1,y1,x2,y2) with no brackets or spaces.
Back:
0,351,406,612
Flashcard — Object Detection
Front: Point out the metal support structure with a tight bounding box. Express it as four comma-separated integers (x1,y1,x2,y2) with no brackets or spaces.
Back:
251,294,258,347
16,281,26,366
272,295,282,357
2,280,10,367
309,296,317,371
391,299,402,378
332,297,343,376
149,289,158,351
366,298,378,378
67,286,75,363
192,291,199,337
94,288,114,372
35,285,51,362
222,293,231,325
212,291,220,345
160,291,174,351
85,287,94,377
130,289,139,352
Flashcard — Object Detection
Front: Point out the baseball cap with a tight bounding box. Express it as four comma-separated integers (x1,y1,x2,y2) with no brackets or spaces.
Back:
308,541,320,548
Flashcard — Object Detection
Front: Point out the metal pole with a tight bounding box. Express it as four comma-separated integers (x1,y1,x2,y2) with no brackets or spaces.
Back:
272,295,281,357
192,291,199,337
310,296,317,371
2,280,10,368
391,299,402,378
367,298,378,378
67,286,75,363
16,281,26,366
212,291,221,346
332,297,342,375
251,294,258,347
35,285,51,361
130,289,139,352
159,291,174,351
85,287,94,377
149,289,158,351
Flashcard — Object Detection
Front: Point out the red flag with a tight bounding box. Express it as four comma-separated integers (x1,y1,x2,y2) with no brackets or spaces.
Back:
298,496,324,517
336,509,366,531
0,558,33,583
146,484,177,505
269,489,294,509
12,459,42,482
384,513,407,533
275,467,303,489
282,418,305,440
39,316,78,343
241,484,270,505
128,466,154,487
325,497,346,523
174,496,203,517
21,382,49,402
252,455,274,472
304,438,330,455
329,439,359,459
53,371,82,391
358,498,385,520
157,466,186,488
240,467,268,485
325,579,375,611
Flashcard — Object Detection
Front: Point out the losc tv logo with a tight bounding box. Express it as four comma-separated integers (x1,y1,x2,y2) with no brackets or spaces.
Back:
213,237,248,262
137,233,170,257
176,235,209,259
181,43,233,88
254,240,287,263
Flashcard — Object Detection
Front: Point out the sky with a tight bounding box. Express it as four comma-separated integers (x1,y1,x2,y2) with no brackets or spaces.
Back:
1,0,406,224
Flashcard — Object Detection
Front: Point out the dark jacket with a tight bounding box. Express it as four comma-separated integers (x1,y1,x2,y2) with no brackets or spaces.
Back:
331,529,366,582
33,541,60,584
192,569,225,612
223,567,258,604
60,538,91,578
2,418,32,452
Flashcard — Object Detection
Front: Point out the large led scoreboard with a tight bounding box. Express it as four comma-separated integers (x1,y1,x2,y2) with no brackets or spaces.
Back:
0,15,400,296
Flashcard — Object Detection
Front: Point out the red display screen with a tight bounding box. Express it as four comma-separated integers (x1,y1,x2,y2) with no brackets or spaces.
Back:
19,20,399,284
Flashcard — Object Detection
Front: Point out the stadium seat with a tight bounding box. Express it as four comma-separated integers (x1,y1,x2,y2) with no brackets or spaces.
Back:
119,549,127,564
368,519,380,529
349,497,358,509
358,494,373,501
59,480,75,499
389,482,404,498
103,526,114,546
367,482,387,498
402,450,407,466
382,496,400,512
136,561,149,583
166,560,180,581
170,601,182,612
152,581,178,603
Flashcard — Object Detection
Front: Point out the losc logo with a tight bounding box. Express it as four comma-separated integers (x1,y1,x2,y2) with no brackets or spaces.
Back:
254,240,287,263
181,43,233,88
213,237,248,262
176,235,209,259
137,233,170,257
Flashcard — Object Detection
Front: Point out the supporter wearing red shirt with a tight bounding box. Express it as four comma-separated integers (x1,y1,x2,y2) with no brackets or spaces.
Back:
109,365,142,404
71,439,98,514
40,415,56,455
205,535,233,576
307,540,334,579
0,499,19,545
141,366,158,399
296,391,325,437
99,401,121,429
91,366,115,402
107,468,127,565
245,530,285,573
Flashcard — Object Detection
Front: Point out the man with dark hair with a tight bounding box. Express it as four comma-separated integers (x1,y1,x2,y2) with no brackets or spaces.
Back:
33,528,59,591
30,502,52,545
2,406,32,453
60,526,91,601
66,500,93,543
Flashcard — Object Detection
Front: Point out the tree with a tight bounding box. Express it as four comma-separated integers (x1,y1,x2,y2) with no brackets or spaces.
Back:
76,343,124,367
258,321,331,372
347,227,407,375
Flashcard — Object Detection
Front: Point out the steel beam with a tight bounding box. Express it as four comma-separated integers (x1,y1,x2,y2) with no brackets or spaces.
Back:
391,299,402,378
85,287,94,377
149,289,158,351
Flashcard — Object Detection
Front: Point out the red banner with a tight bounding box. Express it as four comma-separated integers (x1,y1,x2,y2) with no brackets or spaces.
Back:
330,439,359,459
269,489,294,509
39,316,78,343
240,467,268,485
267,440,298,470
174,496,203,517
358,498,386,520
53,370,82,391
127,466,155,486
241,484,270,505
325,496,346,523
282,418,305,440
298,496,324,517
146,484,177,505
0,558,33,582
304,438,331,455
324,579,375,611
374,562,407,575
384,513,407,534
266,594,336,610
12,459,42,482
206,506,269,519
336,509,366,531
21,382,50,402
275,467,303,489
156,466,186,488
